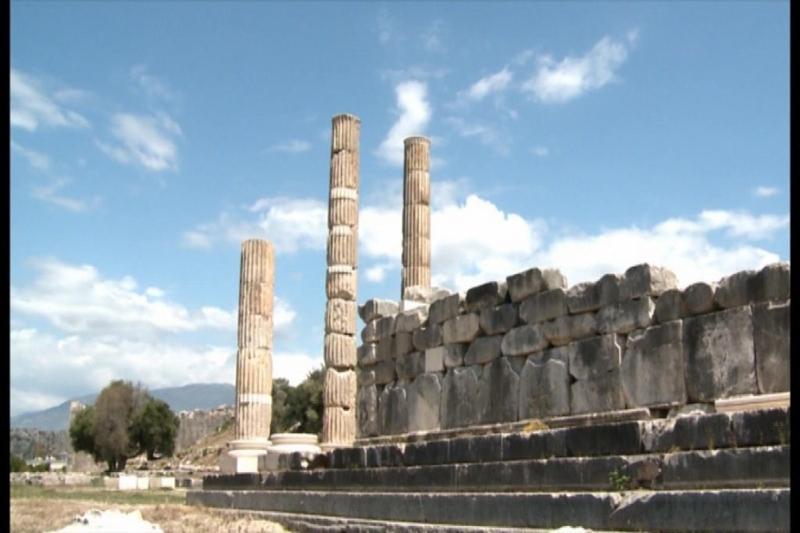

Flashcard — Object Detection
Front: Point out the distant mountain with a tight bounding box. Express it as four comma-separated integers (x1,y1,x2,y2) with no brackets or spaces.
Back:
10,383,235,432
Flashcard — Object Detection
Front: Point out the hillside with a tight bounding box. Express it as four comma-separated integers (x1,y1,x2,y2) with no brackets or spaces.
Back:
10,383,235,431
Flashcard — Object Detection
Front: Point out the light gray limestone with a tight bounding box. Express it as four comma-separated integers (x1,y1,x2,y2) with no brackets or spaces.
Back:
403,285,451,304
427,343,468,369
597,296,655,334
374,361,396,385
464,335,504,366
376,336,394,362
429,293,462,325
479,303,518,336
683,282,716,316
356,385,378,437
506,267,544,302
465,281,509,312
358,299,399,323
541,269,568,290
541,312,597,346
407,373,442,433
394,332,414,357
752,300,790,394
422,346,446,373
683,307,757,402
501,324,548,357
442,313,481,344
378,382,408,435
361,321,378,343
519,288,568,324
620,264,679,300
396,351,424,381
570,369,626,415
376,316,396,339
714,270,757,309
395,307,429,334
358,368,376,387
621,321,687,407
478,357,520,425
518,347,570,420
568,334,623,381
654,289,683,324
412,324,444,351
441,365,481,429
754,262,790,302
566,282,601,314
356,342,377,368
597,273,623,307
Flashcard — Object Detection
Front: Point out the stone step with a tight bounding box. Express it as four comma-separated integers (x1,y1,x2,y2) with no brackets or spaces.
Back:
205,445,788,493
187,488,790,532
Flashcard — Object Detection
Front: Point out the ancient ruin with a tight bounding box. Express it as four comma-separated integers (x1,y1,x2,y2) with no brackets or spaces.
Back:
191,114,790,532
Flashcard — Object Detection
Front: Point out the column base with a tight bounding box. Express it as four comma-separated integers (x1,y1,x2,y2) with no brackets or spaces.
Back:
219,438,270,474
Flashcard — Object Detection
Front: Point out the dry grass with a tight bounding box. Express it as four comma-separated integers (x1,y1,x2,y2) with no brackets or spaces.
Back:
10,485,289,533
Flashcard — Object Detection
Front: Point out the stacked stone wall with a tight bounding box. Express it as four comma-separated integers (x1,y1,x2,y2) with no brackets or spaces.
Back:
356,262,790,437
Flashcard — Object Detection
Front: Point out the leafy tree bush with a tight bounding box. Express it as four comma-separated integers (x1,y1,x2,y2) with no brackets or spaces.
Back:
269,367,324,435
130,399,180,460
10,454,26,472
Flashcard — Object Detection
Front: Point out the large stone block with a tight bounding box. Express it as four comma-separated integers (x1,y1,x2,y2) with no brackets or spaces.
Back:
356,385,378,438
506,267,544,303
568,334,623,381
395,307,429,333
716,263,790,309
377,382,408,435
682,282,716,316
442,313,481,344
394,332,413,357
570,369,626,415
518,347,570,420
501,324,548,357
429,293,462,325
519,288,568,324
541,269,568,290
326,267,357,301
541,313,597,346
321,405,356,445
325,299,356,335
356,342,377,367
621,321,687,407
478,357,520,424
361,321,378,343
403,285,451,304
754,262,790,302
407,373,442,432
422,346,446,373
323,368,357,408
412,324,443,351
374,361,396,385
428,343,467,369
566,282,600,314
376,335,394,362
358,368,376,387
358,299,399,323
396,351,424,381
441,366,481,429
376,316,396,338
654,289,683,324
596,273,623,307
596,296,655,334
683,307,757,402
464,335,504,366
479,303,518,336
324,333,356,368
752,300,790,393
620,264,679,300
465,281,508,312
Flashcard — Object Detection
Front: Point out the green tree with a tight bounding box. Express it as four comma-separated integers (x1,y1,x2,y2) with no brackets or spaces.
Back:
69,405,97,459
266,368,324,435
10,454,26,472
269,378,291,434
130,399,180,460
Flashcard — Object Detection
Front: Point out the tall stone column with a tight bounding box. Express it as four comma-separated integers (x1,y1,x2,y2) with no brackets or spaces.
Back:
321,114,360,450
401,136,431,298
224,239,274,473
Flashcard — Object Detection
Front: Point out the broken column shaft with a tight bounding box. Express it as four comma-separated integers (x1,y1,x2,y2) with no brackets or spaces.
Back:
321,114,360,449
401,136,432,298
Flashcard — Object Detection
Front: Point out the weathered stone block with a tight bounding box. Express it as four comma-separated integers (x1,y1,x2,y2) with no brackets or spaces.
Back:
479,303,518,336
542,268,568,290
682,282,716,316
357,342,377,367
754,262,790,302
374,361,396,385
323,368,357,408
358,299,399,323
620,264,679,300
376,336,394,362
395,307,429,333
519,348,570,420
441,366,481,429
752,300,790,393
396,351,424,380
376,316,395,339
325,299,356,335
429,293,462,325
412,324,443,351
683,307,757,402
378,382,408,435
621,321,687,408
442,313,481,344
506,267,544,302
568,334,622,381
465,281,508,312
324,333,356,368
422,346,446,373
403,285,451,304
715,264,790,309
464,335,504,366
541,313,597,346
407,373,442,432
327,226,357,267
566,282,600,314
597,296,655,334
428,343,467,369
394,331,413,357
714,269,757,309
519,288,568,324
597,273,623,307
358,368,376,387
570,369,626,415
326,267,357,301
357,385,378,437
654,289,683,324
501,324,548,357
478,357,519,424
361,321,378,343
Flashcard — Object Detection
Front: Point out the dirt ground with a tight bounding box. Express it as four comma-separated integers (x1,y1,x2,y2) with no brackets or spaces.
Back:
10,485,289,533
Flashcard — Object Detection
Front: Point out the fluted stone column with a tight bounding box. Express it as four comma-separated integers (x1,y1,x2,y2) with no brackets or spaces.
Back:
321,114,360,450
223,239,274,473
401,136,431,298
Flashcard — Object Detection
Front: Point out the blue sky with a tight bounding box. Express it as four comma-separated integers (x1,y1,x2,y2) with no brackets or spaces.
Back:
10,2,789,416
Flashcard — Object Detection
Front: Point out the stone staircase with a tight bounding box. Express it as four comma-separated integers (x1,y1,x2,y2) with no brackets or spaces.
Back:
188,405,790,531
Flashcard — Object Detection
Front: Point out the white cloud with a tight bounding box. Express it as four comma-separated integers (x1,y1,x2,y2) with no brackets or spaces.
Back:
753,186,780,198
130,64,175,101
532,145,549,157
31,178,97,213
522,35,632,103
97,112,182,171
267,139,311,154
446,117,510,155
182,230,213,249
376,81,432,166
11,141,51,170
461,67,513,102
10,68,90,131
422,20,445,53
